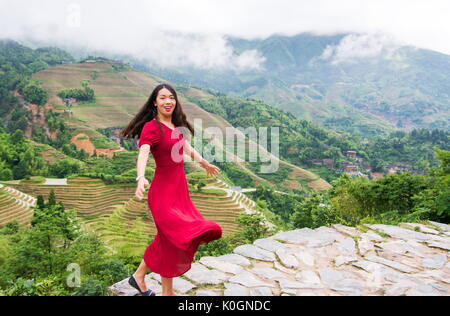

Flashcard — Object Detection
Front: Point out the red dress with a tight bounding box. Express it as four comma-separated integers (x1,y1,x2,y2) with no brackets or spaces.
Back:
138,119,222,278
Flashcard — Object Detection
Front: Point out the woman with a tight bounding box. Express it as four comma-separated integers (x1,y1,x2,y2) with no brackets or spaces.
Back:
119,83,223,296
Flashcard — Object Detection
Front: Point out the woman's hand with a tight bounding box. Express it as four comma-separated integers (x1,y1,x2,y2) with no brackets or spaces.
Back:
135,177,150,200
201,160,221,178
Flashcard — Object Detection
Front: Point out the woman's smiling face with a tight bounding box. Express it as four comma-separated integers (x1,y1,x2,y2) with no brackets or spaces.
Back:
154,88,176,117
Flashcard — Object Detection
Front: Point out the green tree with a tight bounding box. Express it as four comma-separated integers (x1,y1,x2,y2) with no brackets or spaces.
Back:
10,129,25,144
47,190,57,206
50,159,82,178
290,191,338,228
22,83,48,106
8,202,80,278
235,213,270,243
36,195,46,209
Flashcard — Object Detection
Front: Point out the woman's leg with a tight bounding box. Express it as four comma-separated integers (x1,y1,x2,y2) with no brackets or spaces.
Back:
161,277,176,296
133,259,149,292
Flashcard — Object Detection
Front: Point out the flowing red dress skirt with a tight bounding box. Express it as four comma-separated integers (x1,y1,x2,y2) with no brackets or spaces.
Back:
139,119,222,278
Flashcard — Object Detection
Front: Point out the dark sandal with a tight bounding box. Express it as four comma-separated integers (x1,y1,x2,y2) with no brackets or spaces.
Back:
128,275,156,296
141,289,156,296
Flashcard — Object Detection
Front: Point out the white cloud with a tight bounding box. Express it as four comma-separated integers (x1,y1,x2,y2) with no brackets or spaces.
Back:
1,0,450,70
319,33,403,65
0,0,266,71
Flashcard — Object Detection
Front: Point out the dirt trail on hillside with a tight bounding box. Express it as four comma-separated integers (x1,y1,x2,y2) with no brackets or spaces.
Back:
70,133,125,158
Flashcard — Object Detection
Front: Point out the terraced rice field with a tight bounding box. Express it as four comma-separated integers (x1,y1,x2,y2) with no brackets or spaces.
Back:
86,179,251,256
6,177,135,217
1,176,257,256
0,185,36,226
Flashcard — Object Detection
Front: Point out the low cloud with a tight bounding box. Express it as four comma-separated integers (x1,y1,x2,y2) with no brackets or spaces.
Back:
319,33,403,65
1,0,450,71
0,0,266,71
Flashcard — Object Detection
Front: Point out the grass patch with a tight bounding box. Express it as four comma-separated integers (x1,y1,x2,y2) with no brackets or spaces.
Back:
21,176,46,184
199,188,227,196
375,231,391,238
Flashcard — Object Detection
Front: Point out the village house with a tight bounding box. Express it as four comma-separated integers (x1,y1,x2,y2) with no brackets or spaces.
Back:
344,165,358,172
345,151,357,158
110,136,121,146
322,159,334,167
383,164,411,173
312,159,323,165
371,172,385,179
363,165,373,172
64,98,77,107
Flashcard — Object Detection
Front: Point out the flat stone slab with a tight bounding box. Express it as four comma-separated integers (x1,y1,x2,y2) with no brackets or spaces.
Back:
224,283,250,296
335,238,357,256
294,250,316,267
278,278,324,290
295,270,322,285
228,271,276,288
254,238,288,252
196,289,222,296
183,263,229,285
332,224,361,237
360,231,385,242
400,223,440,235
329,278,366,296
358,238,375,256
375,240,431,258
249,287,274,296
427,241,450,251
271,228,316,244
422,254,448,269
250,267,286,281
217,253,252,266
271,227,346,247
428,221,450,232
199,256,244,275
335,255,358,267
233,244,276,262
275,248,300,269
318,268,348,285
368,224,445,243
366,256,418,273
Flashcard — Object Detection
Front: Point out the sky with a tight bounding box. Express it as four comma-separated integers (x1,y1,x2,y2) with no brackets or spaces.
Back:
1,0,450,70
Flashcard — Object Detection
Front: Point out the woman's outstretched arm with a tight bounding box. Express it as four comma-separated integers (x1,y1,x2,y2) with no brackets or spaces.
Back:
184,140,221,177
135,144,151,200
184,139,208,167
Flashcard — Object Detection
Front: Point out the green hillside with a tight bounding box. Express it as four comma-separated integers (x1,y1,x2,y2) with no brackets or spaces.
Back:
139,33,450,138
30,60,331,192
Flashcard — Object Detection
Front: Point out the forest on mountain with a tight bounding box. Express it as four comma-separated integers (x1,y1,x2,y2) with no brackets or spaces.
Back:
189,94,450,177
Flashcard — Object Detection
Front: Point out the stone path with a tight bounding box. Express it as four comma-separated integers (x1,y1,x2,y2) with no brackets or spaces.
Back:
109,221,450,296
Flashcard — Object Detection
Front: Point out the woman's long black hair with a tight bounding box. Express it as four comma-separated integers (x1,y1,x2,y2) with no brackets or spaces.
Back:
119,83,194,141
